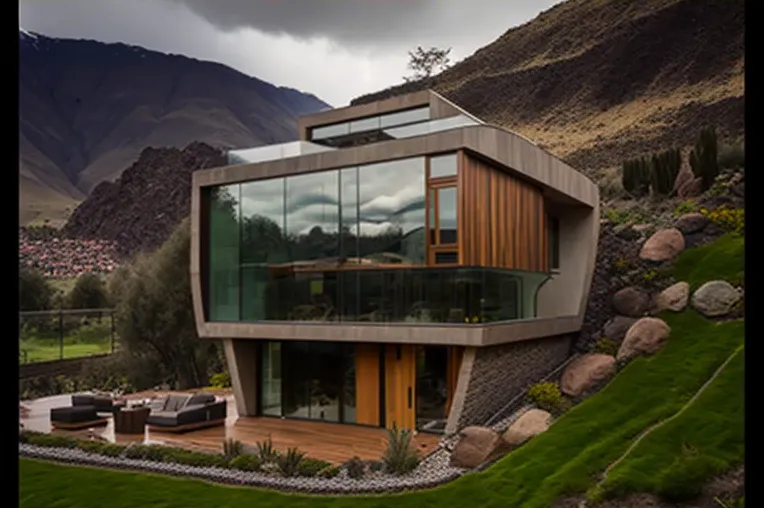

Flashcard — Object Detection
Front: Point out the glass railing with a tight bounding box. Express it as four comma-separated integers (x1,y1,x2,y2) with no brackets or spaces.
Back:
382,114,480,140
209,266,552,325
227,141,336,165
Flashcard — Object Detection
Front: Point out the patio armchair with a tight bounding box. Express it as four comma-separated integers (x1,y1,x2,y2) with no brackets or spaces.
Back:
71,393,121,414
145,393,227,433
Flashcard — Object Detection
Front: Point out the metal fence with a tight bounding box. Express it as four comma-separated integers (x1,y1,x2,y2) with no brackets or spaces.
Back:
18,308,116,364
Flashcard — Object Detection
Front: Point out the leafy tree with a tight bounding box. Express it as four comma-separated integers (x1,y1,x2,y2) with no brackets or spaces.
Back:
113,218,216,390
67,273,109,309
403,46,452,83
19,267,54,311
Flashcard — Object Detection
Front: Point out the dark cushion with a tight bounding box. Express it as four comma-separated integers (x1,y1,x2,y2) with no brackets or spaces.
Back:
72,394,114,410
51,405,98,423
187,393,215,406
164,394,191,412
146,412,179,427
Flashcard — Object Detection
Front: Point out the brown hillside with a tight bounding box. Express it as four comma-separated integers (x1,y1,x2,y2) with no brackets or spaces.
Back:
62,142,226,258
353,0,744,179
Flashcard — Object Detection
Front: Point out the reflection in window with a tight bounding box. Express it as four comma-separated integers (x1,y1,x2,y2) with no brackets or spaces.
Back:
261,342,282,416
208,185,240,321
285,171,340,264
438,187,457,244
311,122,350,140
240,178,287,321
378,107,430,128
357,158,426,265
429,153,458,178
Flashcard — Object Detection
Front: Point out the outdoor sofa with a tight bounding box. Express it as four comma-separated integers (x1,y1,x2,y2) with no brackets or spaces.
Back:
145,393,227,433
49,392,122,430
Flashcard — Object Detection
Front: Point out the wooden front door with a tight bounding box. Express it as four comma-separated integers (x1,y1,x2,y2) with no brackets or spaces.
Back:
384,344,416,430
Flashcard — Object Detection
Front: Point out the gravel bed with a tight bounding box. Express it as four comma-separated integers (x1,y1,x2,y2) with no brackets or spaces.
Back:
20,443,466,495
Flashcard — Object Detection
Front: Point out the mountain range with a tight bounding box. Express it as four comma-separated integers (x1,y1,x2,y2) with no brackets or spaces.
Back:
19,29,329,225
353,0,744,186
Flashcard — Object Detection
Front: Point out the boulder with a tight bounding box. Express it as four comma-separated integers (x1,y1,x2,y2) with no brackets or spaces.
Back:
602,316,639,342
678,177,704,198
502,409,552,447
673,166,694,195
617,317,671,360
691,280,743,317
656,282,690,312
560,354,617,397
640,228,685,262
450,426,501,468
612,287,651,317
676,213,709,235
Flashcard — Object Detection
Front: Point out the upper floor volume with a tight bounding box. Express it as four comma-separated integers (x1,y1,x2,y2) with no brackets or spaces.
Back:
189,90,600,347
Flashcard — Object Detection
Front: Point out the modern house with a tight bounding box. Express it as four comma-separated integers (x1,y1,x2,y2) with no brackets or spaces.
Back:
190,90,599,435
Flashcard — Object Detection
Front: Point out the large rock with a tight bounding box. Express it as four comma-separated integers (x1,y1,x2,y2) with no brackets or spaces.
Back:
502,409,552,447
560,354,617,397
656,282,690,312
450,426,501,468
617,317,671,360
676,213,709,235
678,177,703,198
602,316,638,342
673,166,694,195
691,281,743,317
640,228,686,262
612,287,651,317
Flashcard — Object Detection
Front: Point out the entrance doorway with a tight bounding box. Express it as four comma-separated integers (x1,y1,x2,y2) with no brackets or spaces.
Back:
416,345,448,432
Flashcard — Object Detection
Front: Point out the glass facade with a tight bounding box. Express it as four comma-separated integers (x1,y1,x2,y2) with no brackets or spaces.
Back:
310,106,430,141
204,157,551,325
260,341,356,423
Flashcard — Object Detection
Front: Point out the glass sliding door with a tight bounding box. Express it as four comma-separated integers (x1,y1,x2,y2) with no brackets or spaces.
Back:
415,345,448,433
261,341,357,423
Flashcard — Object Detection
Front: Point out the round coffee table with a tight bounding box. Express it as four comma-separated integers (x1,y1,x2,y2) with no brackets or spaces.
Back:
114,406,151,434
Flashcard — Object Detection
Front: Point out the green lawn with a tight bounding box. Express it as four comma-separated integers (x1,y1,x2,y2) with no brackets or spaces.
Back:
672,232,744,289
594,347,745,502
19,321,113,363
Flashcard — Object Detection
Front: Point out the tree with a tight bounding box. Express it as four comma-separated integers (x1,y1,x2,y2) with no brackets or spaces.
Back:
113,218,217,390
19,267,54,311
67,273,109,309
403,46,452,83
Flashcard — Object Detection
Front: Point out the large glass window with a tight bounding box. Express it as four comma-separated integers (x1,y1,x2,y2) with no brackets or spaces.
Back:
437,187,457,245
429,154,458,179
208,185,240,321
358,158,426,265
240,178,287,321
261,342,282,416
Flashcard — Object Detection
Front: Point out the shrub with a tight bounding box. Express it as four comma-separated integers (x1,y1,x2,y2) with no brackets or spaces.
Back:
67,273,109,310
229,454,261,472
699,206,744,234
612,257,632,274
621,157,651,197
343,456,366,479
381,424,420,475
124,444,169,461
298,457,332,477
223,438,242,460
277,447,306,477
76,441,126,457
674,200,697,216
317,465,341,478
169,449,229,468
367,460,385,473
650,148,681,196
209,371,231,388
593,338,619,356
717,142,744,170
26,433,78,449
256,436,278,463
689,126,720,191
19,267,54,311
527,381,563,412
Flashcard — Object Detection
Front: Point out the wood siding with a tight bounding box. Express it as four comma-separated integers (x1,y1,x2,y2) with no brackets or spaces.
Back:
354,344,381,426
384,344,416,430
459,152,550,272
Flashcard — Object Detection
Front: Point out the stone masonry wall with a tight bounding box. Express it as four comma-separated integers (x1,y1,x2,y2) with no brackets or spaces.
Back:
456,334,573,429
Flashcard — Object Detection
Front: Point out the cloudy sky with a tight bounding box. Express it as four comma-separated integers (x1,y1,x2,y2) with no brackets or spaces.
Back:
19,0,560,106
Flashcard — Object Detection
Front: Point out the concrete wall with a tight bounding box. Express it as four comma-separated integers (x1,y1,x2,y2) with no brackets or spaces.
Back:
223,339,259,416
445,334,572,433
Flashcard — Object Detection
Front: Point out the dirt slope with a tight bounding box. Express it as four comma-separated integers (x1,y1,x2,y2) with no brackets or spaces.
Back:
353,0,744,179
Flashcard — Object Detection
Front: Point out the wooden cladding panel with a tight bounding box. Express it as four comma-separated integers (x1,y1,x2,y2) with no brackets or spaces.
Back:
354,344,380,426
384,344,416,431
459,152,549,272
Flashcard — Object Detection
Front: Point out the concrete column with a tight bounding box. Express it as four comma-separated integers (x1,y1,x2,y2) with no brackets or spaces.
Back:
222,339,259,416
444,346,477,434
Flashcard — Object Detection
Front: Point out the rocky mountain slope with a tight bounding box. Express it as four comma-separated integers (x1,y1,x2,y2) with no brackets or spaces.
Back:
62,142,225,258
19,29,329,225
353,0,744,181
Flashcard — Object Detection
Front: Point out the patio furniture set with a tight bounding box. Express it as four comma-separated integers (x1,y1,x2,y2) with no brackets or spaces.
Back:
49,392,227,434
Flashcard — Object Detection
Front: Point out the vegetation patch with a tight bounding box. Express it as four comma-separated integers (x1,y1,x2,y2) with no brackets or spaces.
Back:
671,233,743,289
593,347,744,503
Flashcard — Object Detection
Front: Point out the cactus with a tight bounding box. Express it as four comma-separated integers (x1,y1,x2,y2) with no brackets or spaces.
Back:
621,157,651,197
689,126,719,191
650,148,681,196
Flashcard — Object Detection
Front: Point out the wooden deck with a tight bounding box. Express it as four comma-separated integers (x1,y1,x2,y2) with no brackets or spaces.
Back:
20,393,441,465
